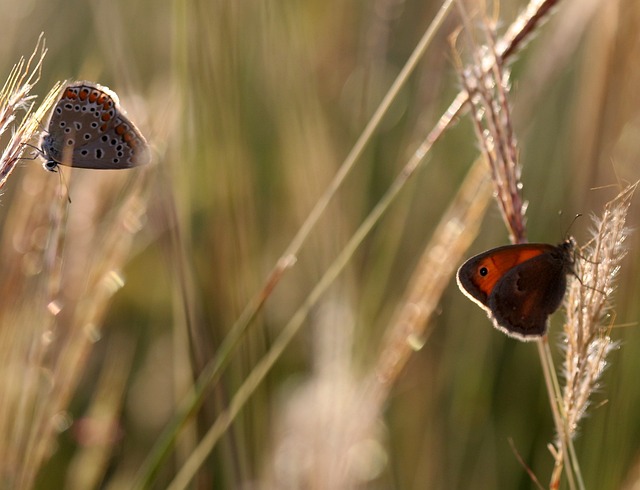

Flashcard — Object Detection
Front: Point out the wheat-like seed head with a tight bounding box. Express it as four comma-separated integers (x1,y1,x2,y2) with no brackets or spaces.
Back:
560,182,636,440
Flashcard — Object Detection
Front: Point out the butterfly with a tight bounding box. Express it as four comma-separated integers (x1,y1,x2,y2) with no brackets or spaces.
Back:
40,81,150,171
456,239,574,340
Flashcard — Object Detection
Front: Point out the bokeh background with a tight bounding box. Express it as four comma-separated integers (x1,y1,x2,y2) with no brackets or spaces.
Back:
0,0,639,488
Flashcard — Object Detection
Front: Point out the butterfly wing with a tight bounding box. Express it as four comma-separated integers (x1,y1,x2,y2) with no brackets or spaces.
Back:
43,82,150,169
71,113,151,169
456,244,557,307
488,252,568,338
456,242,572,340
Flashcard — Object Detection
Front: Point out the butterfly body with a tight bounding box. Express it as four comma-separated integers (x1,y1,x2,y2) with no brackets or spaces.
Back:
456,240,574,340
41,82,150,171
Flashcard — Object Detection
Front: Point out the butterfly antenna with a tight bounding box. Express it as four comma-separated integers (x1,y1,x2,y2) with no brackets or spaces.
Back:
565,213,583,238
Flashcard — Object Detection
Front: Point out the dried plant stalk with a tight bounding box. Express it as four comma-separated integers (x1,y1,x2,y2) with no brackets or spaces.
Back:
550,182,637,486
458,21,526,243
0,35,54,188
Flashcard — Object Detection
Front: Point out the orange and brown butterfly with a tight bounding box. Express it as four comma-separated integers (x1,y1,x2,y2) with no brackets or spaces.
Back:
456,239,574,340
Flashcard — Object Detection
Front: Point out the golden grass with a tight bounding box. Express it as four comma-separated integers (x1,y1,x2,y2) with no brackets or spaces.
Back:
0,0,638,488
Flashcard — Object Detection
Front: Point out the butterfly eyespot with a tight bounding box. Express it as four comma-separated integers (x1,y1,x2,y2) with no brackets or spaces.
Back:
479,267,489,277
95,149,104,159
66,139,74,145
64,127,71,134
101,135,109,142
112,158,120,164
55,107,62,114
80,149,89,156
59,121,66,128
74,122,82,130
91,122,98,128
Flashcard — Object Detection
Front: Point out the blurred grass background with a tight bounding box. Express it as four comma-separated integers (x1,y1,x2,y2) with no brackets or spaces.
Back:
0,0,639,488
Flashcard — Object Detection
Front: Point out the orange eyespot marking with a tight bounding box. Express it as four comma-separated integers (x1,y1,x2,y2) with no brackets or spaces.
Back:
64,88,77,99
79,88,90,100
101,113,111,122
100,123,108,132
89,91,99,103
115,124,127,136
